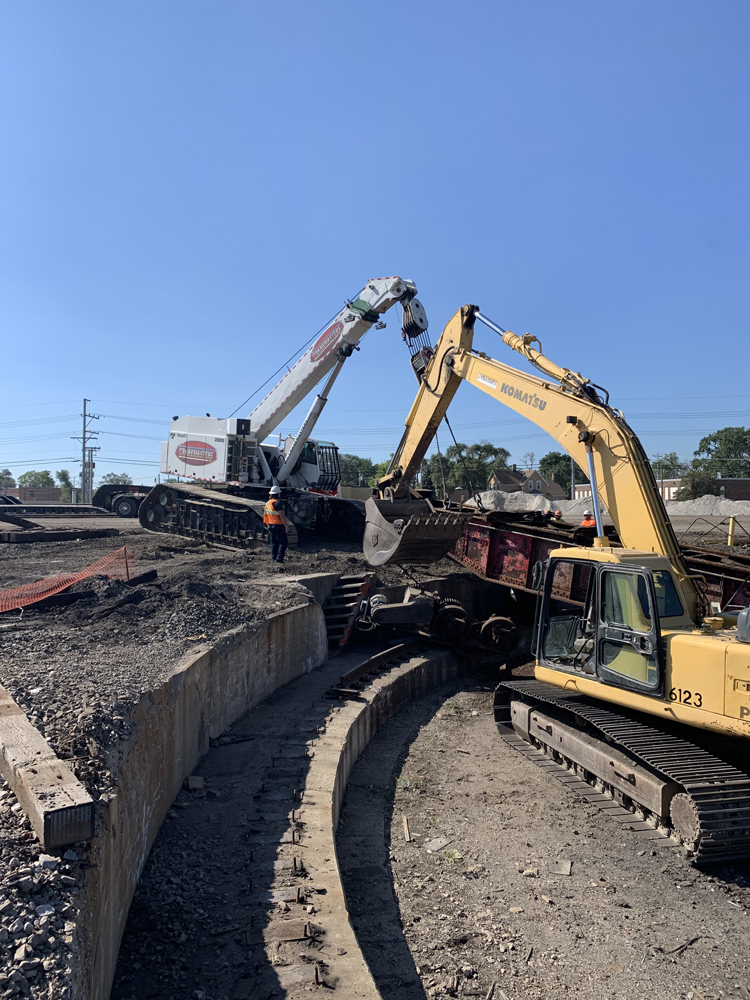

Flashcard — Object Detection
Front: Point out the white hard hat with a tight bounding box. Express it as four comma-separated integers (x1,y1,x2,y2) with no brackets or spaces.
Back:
270,485,282,495
583,509,592,516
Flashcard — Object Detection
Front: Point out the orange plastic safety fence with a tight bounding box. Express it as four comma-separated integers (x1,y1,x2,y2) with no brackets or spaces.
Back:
0,545,135,614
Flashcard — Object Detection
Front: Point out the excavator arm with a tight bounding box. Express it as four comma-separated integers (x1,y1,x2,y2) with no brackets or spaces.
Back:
369,305,699,613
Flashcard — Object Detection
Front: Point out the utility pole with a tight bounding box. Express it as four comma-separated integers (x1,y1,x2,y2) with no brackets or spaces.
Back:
81,399,87,502
72,398,100,504
570,456,576,501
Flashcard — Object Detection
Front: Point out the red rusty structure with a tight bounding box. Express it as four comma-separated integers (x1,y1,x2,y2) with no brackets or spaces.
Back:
451,514,750,612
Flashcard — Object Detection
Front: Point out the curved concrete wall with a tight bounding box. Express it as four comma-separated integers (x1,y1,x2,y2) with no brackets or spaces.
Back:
76,601,327,1000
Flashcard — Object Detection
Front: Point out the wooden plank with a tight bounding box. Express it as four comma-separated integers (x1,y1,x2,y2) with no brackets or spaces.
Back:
265,919,309,942
0,686,93,848
0,528,120,543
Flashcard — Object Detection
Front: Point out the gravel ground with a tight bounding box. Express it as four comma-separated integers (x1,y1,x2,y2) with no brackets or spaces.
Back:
338,682,750,1000
0,532,318,803
0,785,82,999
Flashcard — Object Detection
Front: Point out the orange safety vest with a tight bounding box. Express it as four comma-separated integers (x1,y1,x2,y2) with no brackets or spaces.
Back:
580,517,597,528
263,499,285,525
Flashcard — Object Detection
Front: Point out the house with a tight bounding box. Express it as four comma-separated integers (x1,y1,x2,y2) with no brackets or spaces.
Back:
575,479,682,501
716,476,750,501
519,469,566,503
486,466,526,492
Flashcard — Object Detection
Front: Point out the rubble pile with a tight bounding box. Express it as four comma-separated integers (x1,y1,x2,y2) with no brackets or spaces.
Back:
666,494,750,517
465,489,750,521
465,491,604,516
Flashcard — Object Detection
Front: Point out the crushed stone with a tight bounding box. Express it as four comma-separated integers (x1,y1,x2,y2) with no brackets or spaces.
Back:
466,491,604,515
666,494,750,517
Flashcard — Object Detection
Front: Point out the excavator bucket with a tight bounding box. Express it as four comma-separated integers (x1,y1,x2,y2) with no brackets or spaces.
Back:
363,497,472,566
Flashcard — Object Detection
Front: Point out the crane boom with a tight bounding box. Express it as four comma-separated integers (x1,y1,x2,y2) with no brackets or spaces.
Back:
249,277,417,441
161,276,425,491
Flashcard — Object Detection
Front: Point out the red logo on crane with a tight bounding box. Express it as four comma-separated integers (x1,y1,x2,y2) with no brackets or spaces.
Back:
310,322,344,363
175,440,218,466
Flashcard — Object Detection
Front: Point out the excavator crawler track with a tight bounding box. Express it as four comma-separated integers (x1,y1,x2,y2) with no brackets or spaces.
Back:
495,679,750,864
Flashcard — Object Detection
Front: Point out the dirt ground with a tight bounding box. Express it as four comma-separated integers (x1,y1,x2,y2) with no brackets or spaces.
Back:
338,679,750,1000
4,513,750,1000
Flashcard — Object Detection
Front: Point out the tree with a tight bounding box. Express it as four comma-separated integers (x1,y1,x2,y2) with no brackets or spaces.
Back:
538,451,588,496
650,452,686,480
368,459,391,487
98,472,134,486
55,470,74,503
522,451,536,471
0,469,15,488
420,453,452,499
17,470,55,488
338,454,376,487
444,441,510,493
674,469,721,501
692,426,750,479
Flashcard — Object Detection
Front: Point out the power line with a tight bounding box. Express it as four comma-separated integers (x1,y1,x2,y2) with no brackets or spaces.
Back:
98,431,162,441
0,414,79,430
100,413,167,426
0,432,75,446
0,400,79,409
0,457,80,468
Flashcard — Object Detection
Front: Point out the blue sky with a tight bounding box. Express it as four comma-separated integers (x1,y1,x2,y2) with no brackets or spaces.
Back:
1,2,748,486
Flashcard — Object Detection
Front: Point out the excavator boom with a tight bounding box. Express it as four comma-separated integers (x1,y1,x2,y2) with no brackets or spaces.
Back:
368,305,699,617
366,304,750,863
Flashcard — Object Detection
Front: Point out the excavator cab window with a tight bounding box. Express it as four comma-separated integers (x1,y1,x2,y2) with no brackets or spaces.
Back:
651,570,684,618
596,566,663,694
539,560,597,675
538,559,664,695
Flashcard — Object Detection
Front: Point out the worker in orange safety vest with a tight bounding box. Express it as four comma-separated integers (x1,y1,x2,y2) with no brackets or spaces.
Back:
264,485,289,565
579,509,597,528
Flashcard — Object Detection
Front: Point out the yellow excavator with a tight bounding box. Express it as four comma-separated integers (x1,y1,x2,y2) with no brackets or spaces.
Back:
364,304,750,862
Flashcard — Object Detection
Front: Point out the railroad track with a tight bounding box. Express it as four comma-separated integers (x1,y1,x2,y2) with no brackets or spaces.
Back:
114,640,457,1000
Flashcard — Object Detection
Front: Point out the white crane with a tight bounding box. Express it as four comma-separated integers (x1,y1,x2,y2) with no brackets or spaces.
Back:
160,277,428,494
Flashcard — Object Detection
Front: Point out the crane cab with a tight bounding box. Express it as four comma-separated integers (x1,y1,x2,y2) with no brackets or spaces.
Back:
534,547,750,740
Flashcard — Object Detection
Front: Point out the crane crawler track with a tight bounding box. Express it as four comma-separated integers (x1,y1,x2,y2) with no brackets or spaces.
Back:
495,679,750,864
139,484,269,549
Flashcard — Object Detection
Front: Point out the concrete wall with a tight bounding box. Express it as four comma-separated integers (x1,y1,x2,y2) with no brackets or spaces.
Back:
289,571,340,606
0,487,63,501
338,486,372,500
77,601,328,1000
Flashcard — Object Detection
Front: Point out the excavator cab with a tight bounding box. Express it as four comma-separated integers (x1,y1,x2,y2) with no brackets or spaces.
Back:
536,551,688,697
363,496,471,566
